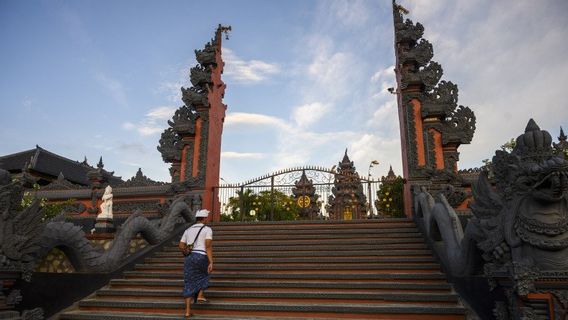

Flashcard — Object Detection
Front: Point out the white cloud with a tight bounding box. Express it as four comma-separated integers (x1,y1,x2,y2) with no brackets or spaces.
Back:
329,0,369,28
146,106,176,120
137,126,164,136
94,72,128,107
122,122,135,130
224,109,398,176
222,152,265,159
120,160,144,167
119,143,146,154
292,102,330,127
158,80,184,104
225,112,290,130
122,106,176,136
349,133,402,179
223,48,280,84
371,65,395,83
367,100,398,133
270,130,358,170
305,49,353,103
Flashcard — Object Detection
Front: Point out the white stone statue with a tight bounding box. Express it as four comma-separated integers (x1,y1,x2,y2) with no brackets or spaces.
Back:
97,185,113,220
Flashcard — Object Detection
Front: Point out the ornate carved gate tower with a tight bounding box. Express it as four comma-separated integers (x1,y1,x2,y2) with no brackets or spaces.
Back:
327,151,368,220
392,2,476,217
158,25,231,222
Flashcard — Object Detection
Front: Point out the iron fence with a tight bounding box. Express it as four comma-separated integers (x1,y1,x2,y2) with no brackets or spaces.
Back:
213,166,382,221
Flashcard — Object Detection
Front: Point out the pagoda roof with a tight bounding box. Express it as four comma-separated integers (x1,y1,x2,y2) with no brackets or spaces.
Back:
0,146,123,186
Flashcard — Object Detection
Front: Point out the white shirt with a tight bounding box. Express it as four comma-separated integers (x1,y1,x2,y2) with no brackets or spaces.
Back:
180,223,213,255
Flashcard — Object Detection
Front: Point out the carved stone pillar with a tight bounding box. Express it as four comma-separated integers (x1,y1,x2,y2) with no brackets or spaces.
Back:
157,25,230,222
392,2,476,216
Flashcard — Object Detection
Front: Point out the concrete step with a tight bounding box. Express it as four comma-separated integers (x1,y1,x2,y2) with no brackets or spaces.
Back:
142,256,437,265
74,299,466,319
61,311,464,320
201,226,419,236
171,237,426,246
61,309,465,320
212,250,432,257
211,237,425,246
136,260,439,270
124,270,441,281
157,243,428,256
58,219,465,320
96,288,460,304
112,272,450,284
121,275,447,284
210,218,412,228
109,278,454,292
126,264,441,276
61,311,441,320
211,230,422,241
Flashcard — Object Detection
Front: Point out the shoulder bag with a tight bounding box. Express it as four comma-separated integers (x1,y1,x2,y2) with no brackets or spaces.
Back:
183,225,206,256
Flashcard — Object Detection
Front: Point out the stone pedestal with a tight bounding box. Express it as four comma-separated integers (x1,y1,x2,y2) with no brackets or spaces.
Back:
95,218,115,233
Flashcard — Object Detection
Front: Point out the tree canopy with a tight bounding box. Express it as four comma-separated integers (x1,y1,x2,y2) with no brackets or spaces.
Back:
221,188,299,222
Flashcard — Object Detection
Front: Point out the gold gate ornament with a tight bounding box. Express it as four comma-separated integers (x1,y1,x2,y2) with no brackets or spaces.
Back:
297,195,310,208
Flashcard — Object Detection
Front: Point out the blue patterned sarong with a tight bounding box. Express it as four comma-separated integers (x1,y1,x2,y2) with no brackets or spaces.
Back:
183,253,210,299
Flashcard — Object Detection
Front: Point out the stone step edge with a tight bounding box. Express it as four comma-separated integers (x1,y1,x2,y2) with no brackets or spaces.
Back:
167,239,427,246
112,273,449,282
96,289,459,301
209,232,422,239
201,227,420,235
210,218,411,226
208,241,426,246
109,280,452,291
140,257,437,265
59,311,357,320
213,229,421,235
161,244,428,251
146,251,435,258
76,300,465,314
135,263,440,270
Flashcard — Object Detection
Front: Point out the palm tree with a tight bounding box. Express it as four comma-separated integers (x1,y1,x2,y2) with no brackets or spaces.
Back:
226,188,256,221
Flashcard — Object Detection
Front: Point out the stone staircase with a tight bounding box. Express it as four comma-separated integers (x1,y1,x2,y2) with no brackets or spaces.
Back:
58,219,466,319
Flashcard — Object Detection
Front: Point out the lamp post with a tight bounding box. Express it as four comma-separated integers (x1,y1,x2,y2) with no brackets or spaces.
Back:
368,160,379,218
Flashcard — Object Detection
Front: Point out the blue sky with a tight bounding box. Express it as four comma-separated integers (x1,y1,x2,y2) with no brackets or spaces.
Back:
1,0,567,184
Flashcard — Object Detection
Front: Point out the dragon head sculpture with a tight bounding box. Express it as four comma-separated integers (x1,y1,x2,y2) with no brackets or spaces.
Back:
471,119,568,294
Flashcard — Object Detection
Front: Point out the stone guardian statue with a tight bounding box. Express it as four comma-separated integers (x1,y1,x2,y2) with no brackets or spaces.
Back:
98,185,113,219
95,185,115,233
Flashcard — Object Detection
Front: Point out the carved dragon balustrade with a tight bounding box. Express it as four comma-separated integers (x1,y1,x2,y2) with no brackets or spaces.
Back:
415,119,568,319
0,167,200,319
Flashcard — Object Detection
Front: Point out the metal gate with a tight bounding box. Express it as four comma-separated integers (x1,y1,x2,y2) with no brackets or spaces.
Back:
213,166,381,221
